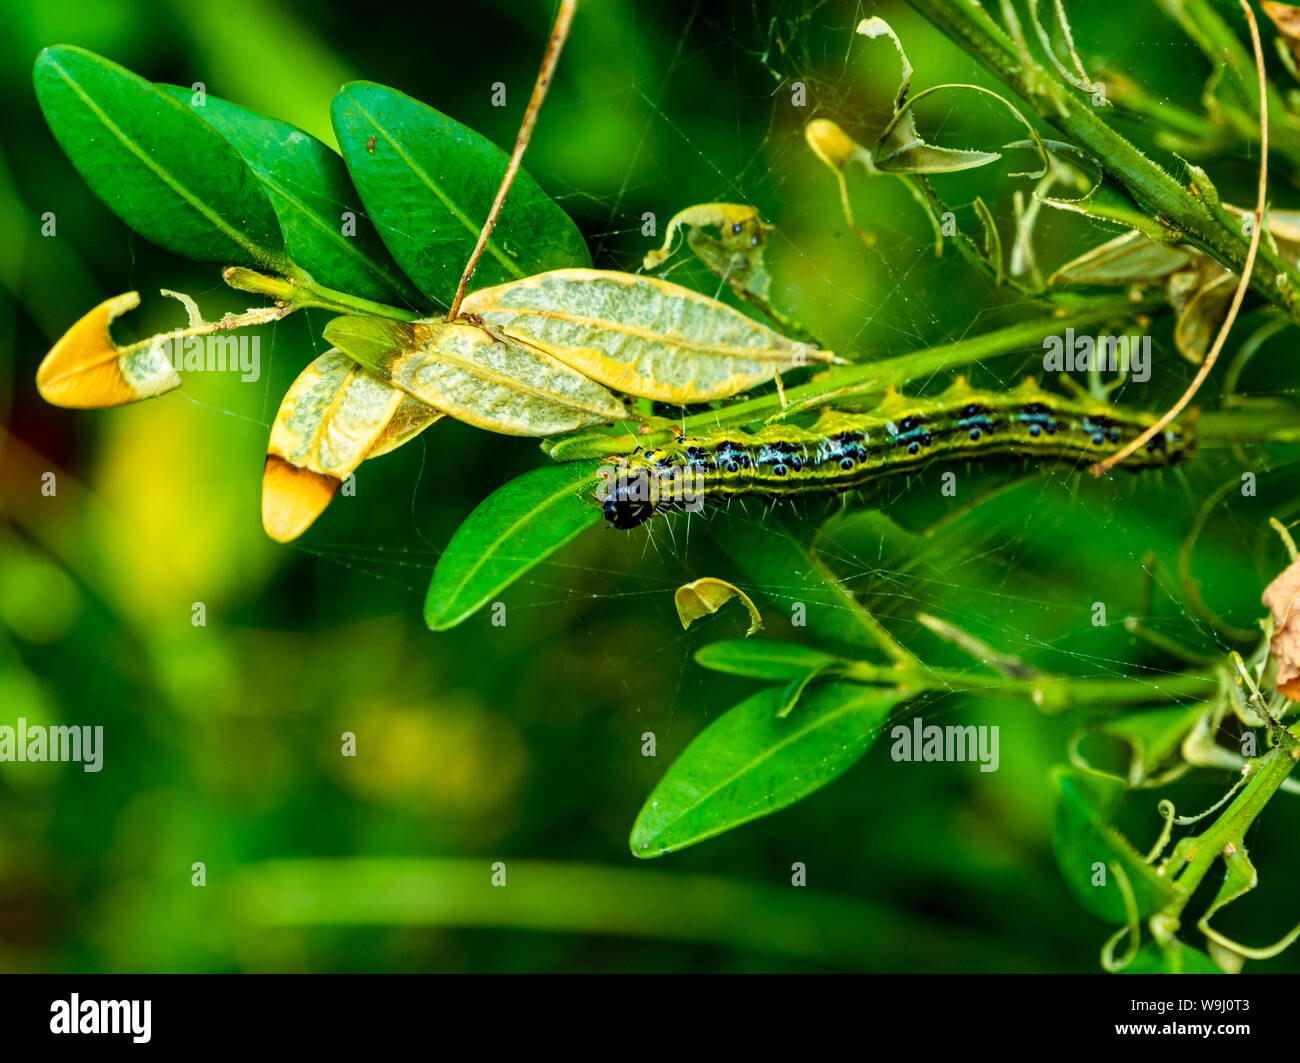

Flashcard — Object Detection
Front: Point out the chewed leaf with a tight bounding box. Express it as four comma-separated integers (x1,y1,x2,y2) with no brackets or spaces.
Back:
263,350,440,542
856,17,1017,176
36,291,180,408
460,268,837,403
1171,267,1235,363
630,682,906,857
643,203,772,295
425,462,604,631
1036,162,1181,242
325,315,629,436
675,578,763,636
1049,230,1193,286
1263,553,1300,699
365,395,442,459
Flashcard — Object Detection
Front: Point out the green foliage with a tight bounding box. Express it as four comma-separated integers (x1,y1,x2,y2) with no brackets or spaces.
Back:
330,83,591,306
33,45,286,269
424,463,603,631
19,0,1300,976
630,683,905,857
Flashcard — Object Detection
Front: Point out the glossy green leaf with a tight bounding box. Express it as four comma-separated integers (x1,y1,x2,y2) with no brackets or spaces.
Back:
723,519,901,656
695,639,837,681
1121,942,1225,974
1093,706,1199,785
631,682,905,858
325,315,629,436
33,45,284,269
775,662,835,718
1051,767,1178,924
462,268,838,404
331,82,590,307
425,462,603,631
159,86,423,307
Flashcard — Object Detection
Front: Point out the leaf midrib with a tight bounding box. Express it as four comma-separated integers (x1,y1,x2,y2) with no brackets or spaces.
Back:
46,55,277,267
348,98,524,281
433,469,599,625
640,691,894,848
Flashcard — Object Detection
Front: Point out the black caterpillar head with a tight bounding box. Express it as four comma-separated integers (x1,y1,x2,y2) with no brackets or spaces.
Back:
601,466,658,529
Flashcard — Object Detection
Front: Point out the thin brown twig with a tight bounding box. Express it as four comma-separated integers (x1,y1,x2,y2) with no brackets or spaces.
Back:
446,0,578,321
1090,0,1268,476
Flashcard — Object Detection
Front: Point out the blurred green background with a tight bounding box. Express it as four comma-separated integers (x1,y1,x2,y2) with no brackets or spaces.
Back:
3,0,1300,972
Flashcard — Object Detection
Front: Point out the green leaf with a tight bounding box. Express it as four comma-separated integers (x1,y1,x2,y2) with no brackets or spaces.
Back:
1121,942,1225,974
724,519,902,656
1039,178,1182,243
33,45,284,269
1051,767,1178,924
159,87,423,307
425,462,603,631
331,82,591,307
695,639,837,681
1094,706,1199,785
775,661,835,718
630,682,905,858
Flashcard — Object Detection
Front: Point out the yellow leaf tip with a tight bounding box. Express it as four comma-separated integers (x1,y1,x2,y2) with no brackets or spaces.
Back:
261,455,341,543
36,291,180,408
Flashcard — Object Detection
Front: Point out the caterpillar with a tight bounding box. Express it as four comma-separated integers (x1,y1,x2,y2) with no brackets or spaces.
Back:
598,377,1195,529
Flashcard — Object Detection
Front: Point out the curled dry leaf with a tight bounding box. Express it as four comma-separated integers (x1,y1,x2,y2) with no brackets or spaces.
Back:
857,17,1003,175
324,314,630,437
36,291,180,408
1264,2,1300,78
263,350,442,542
460,268,837,403
675,577,763,637
1263,555,1300,699
643,202,773,299
1049,228,1236,362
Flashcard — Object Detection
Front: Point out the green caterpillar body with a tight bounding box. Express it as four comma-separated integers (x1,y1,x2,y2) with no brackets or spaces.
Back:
600,378,1195,529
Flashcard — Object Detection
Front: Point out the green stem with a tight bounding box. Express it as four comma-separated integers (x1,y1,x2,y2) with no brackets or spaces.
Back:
905,0,1300,317
838,657,1216,709
224,267,420,321
1160,724,1300,924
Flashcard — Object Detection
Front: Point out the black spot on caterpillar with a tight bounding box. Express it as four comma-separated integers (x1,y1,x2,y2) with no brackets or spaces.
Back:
598,378,1196,530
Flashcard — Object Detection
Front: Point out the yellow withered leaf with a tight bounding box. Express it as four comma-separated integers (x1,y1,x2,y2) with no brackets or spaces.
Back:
675,577,763,637
1264,553,1300,699
324,314,631,437
365,394,443,459
263,350,441,542
36,291,181,408
460,268,838,403
1265,2,1300,76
